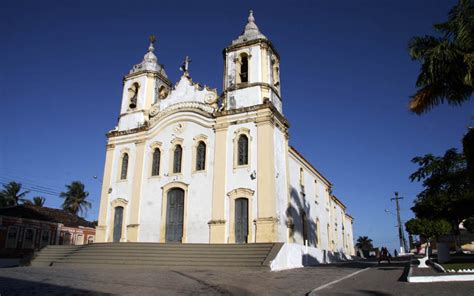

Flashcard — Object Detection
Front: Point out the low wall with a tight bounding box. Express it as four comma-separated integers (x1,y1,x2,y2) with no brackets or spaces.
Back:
270,243,352,271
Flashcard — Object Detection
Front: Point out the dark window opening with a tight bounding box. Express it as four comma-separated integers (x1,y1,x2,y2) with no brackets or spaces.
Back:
196,141,206,171
238,135,249,165
173,145,182,173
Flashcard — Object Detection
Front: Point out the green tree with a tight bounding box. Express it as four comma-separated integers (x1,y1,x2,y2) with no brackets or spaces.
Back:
60,181,91,216
410,148,474,248
355,236,374,251
463,128,474,185
408,0,473,114
0,181,30,207
405,218,451,251
32,196,46,207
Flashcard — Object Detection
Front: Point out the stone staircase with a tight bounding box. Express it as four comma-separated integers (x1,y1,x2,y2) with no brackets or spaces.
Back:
30,243,283,268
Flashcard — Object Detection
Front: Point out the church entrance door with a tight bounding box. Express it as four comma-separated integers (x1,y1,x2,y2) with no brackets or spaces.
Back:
166,188,184,243
113,206,124,243
235,198,248,243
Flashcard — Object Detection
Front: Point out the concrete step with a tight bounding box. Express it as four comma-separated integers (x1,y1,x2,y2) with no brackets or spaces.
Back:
53,260,264,267
83,245,273,250
64,252,267,257
58,256,266,262
74,249,272,255
30,243,280,268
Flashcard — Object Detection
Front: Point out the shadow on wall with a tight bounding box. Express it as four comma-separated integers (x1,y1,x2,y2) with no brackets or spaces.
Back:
0,276,110,295
286,186,353,266
286,186,318,248
302,250,351,266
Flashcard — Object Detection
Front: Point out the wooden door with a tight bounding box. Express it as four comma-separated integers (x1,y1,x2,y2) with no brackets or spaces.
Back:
166,188,184,243
113,206,124,243
235,198,248,244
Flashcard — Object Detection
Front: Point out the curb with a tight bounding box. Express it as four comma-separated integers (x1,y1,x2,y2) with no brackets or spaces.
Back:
407,262,474,283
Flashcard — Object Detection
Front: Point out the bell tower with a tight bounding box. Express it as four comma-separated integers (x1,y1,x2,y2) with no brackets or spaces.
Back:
117,36,172,131
223,11,282,113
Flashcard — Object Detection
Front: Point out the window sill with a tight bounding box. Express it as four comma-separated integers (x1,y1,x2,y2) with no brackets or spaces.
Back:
233,164,250,171
169,173,183,177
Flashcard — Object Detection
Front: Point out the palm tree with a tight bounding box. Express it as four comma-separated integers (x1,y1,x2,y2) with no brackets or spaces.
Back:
60,181,91,216
32,196,46,207
355,236,374,251
408,0,473,114
0,181,30,207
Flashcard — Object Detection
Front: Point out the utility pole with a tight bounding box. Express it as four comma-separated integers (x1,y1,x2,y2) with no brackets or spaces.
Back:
391,192,408,254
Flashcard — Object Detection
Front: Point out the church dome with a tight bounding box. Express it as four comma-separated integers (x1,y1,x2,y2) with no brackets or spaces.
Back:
130,37,168,78
231,10,267,45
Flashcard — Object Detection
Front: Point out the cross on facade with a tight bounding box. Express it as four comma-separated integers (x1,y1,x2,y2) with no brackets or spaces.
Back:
180,56,192,73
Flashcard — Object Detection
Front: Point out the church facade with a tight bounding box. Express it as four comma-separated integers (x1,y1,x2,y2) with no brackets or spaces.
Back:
96,11,354,256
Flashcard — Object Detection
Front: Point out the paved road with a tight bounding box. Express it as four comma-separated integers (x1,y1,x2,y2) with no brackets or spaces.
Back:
0,260,473,295
312,260,474,296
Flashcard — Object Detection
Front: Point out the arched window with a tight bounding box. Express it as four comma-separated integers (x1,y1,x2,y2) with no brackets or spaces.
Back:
196,141,206,171
120,153,128,180
237,135,249,165
128,82,139,109
173,145,182,173
239,54,248,83
151,148,161,176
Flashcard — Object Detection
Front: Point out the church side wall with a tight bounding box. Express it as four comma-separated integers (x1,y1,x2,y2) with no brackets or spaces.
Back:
287,150,333,251
344,215,355,255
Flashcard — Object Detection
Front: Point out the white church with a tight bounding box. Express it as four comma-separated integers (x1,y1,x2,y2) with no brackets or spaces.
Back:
96,11,354,257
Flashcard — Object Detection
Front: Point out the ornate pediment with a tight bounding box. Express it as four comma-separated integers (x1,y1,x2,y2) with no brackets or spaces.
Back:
150,74,219,117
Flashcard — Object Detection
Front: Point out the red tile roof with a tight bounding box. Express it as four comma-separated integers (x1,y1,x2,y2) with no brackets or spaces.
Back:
0,205,95,228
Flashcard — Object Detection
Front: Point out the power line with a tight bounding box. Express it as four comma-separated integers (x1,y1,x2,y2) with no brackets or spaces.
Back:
0,172,65,193
0,175,63,195
0,181,61,197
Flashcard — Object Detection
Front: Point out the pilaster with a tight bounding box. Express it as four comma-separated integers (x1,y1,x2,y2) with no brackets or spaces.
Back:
128,140,146,241
209,117,229,243
96,143,115,242
255,108,277,242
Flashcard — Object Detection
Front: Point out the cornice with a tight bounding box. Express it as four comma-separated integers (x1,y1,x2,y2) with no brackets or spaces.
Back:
224,82,282,101
223,38,280,61
216,100,289,130
123,71,172,87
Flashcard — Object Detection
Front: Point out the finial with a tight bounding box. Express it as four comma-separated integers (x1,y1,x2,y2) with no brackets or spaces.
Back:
148,35,156,52
248,10,254,23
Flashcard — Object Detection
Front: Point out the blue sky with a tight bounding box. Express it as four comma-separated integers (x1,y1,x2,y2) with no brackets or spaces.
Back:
1,0,472,252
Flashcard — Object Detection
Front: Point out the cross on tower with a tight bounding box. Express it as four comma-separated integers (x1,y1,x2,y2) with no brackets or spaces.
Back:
180,56,192,74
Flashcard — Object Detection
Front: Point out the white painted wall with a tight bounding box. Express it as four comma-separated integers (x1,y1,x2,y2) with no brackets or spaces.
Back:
224,121,258,242
118,75,150,131
270,243,352,271
139,115,215,243
287,151,337,252
106,142,136,241
227,86,262,110
159,75,217,111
